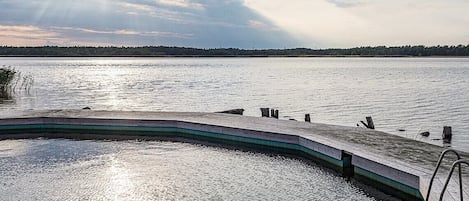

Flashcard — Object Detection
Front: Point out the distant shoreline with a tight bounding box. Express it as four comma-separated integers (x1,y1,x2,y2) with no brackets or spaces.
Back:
1,45,469,57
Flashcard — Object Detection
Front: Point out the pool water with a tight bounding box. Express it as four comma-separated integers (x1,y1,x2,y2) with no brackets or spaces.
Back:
0,139,390,201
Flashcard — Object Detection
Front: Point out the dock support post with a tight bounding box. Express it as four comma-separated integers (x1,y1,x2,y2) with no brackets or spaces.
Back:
271,109,275,118
273,110,279,119
360,116,375,129
366,116,375,129
305,114,311,122
443,126,452,143
342,152,354,177
260,108,270,117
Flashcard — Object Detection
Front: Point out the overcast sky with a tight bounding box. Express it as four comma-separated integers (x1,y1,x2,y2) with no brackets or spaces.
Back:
1,0,468,48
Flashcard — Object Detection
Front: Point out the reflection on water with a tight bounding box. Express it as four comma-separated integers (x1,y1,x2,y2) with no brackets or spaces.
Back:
0,90,14,105
0,140,28,157
0,139,378,201
0,57,469,151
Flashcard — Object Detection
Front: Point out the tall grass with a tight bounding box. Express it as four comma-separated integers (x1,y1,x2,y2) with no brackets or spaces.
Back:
0,66,33,99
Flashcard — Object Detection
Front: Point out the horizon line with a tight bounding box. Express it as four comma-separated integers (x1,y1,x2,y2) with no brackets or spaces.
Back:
2,44,469,51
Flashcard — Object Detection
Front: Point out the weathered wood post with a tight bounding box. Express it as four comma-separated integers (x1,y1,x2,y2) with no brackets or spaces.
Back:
420,131,430,137
274,110,279,119
260,108,270,117
271,109,275,118
442,126,452,143
366,116,375,129
305,114,311,122
216,109,244,115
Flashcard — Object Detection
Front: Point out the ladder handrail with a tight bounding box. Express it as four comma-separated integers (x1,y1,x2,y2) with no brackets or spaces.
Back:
426,149,462,201
439,159,468,201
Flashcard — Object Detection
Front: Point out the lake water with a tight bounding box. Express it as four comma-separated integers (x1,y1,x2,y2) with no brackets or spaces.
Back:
1,57,469,152
0,139,380,201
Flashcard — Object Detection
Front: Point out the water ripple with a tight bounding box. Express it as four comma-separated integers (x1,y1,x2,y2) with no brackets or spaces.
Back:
0,139,378,201
1,57,469,151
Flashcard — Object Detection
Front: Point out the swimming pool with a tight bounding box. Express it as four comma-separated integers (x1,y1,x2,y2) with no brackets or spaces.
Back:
2,110,463,200
0,139,386,201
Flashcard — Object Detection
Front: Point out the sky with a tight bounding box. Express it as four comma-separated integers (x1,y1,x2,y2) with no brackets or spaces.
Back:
0,0,469,48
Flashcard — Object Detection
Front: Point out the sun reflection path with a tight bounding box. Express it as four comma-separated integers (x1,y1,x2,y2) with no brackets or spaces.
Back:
0,140,29,157
105,156,137,201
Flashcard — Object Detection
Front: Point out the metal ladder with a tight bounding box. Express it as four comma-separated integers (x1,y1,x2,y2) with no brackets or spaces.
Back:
425,149,466,201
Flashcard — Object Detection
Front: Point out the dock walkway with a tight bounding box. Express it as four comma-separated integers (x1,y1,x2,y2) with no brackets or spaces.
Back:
0,110,468,201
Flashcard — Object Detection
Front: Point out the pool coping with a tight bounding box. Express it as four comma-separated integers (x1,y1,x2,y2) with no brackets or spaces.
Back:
1,110,468,201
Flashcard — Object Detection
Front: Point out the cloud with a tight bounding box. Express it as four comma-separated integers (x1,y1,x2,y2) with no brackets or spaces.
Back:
115,0,196,22
0,24,116,46
55,27,139,35
248,20,279,31
0,25,62,46
1,0,468,48
0,0,299,48
244,0,469,48
117,1,155,12
0,24,196,46
155,0,204,10
326,0,368,8
53,26,193,39
0,25,58,38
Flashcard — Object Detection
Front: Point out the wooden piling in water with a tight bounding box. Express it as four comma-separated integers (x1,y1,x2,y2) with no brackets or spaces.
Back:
216,109,244,115
260,108,270,117
366,116,375,129
305,114,311,122
360,116,375,129
442,126,452,142
273,110,279,119
420,131,430,137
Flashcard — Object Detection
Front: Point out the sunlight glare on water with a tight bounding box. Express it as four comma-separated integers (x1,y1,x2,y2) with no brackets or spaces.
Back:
0,139,377,201
1,57,469,151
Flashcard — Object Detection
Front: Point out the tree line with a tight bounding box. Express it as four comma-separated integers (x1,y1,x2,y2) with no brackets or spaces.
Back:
1,45,469,57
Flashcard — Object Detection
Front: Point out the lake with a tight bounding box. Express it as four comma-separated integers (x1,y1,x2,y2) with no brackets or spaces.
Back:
1,57,469,152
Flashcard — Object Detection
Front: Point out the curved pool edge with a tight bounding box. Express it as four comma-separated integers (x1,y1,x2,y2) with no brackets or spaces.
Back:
1,110,467,201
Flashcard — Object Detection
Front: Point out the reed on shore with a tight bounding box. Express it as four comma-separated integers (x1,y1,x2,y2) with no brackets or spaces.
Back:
0,66,33,99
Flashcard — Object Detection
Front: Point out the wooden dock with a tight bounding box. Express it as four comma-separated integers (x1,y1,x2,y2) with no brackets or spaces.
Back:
0,110,468,201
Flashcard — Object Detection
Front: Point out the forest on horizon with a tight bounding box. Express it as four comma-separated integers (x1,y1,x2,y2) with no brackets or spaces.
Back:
1,45,469,57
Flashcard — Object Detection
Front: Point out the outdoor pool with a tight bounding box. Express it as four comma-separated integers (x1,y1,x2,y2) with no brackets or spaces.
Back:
0,139,392,201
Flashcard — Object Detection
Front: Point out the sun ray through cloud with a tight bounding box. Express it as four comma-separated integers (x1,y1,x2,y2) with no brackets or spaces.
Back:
1,0,468,47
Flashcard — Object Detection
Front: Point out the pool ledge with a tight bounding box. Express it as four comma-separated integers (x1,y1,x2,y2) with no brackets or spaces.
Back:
1,110,468,201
